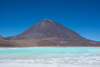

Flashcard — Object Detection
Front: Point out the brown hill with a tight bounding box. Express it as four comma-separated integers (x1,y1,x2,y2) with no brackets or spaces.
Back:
0,19,100,47
0,35,4,40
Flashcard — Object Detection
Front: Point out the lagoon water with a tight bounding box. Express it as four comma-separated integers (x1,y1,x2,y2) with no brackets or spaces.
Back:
0,47,100,67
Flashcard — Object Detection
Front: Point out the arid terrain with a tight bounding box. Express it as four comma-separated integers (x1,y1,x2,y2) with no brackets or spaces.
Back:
0,19,100,47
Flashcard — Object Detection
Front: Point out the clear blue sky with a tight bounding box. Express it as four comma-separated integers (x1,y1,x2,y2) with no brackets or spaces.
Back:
0,0,100,41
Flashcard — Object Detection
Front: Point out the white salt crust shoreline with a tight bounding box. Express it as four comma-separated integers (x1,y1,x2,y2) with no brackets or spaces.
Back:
0,63,100,67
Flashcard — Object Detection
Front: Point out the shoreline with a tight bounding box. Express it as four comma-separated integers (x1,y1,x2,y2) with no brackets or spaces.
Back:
0,46,100,49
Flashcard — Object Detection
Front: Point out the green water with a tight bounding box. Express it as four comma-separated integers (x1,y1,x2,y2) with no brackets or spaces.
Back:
0,47,100,65
0,47,100,59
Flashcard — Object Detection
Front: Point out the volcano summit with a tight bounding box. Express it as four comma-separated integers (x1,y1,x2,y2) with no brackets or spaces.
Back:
0,19,100,47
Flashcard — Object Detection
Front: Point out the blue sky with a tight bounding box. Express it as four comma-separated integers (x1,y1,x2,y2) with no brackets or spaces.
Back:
0,0,100,41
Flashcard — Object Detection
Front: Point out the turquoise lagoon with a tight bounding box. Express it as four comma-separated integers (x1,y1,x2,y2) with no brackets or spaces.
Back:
0,47,100,66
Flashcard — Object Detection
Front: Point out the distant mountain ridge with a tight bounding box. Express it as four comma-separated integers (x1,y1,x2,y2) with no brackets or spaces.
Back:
0,19,100,47
0,35,4,40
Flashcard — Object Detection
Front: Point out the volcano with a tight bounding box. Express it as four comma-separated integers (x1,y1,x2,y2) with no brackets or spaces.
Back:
8,19,85,40
1,19,100,47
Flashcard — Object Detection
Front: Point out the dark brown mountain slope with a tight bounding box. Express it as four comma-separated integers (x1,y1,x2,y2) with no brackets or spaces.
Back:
0,19,100,47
